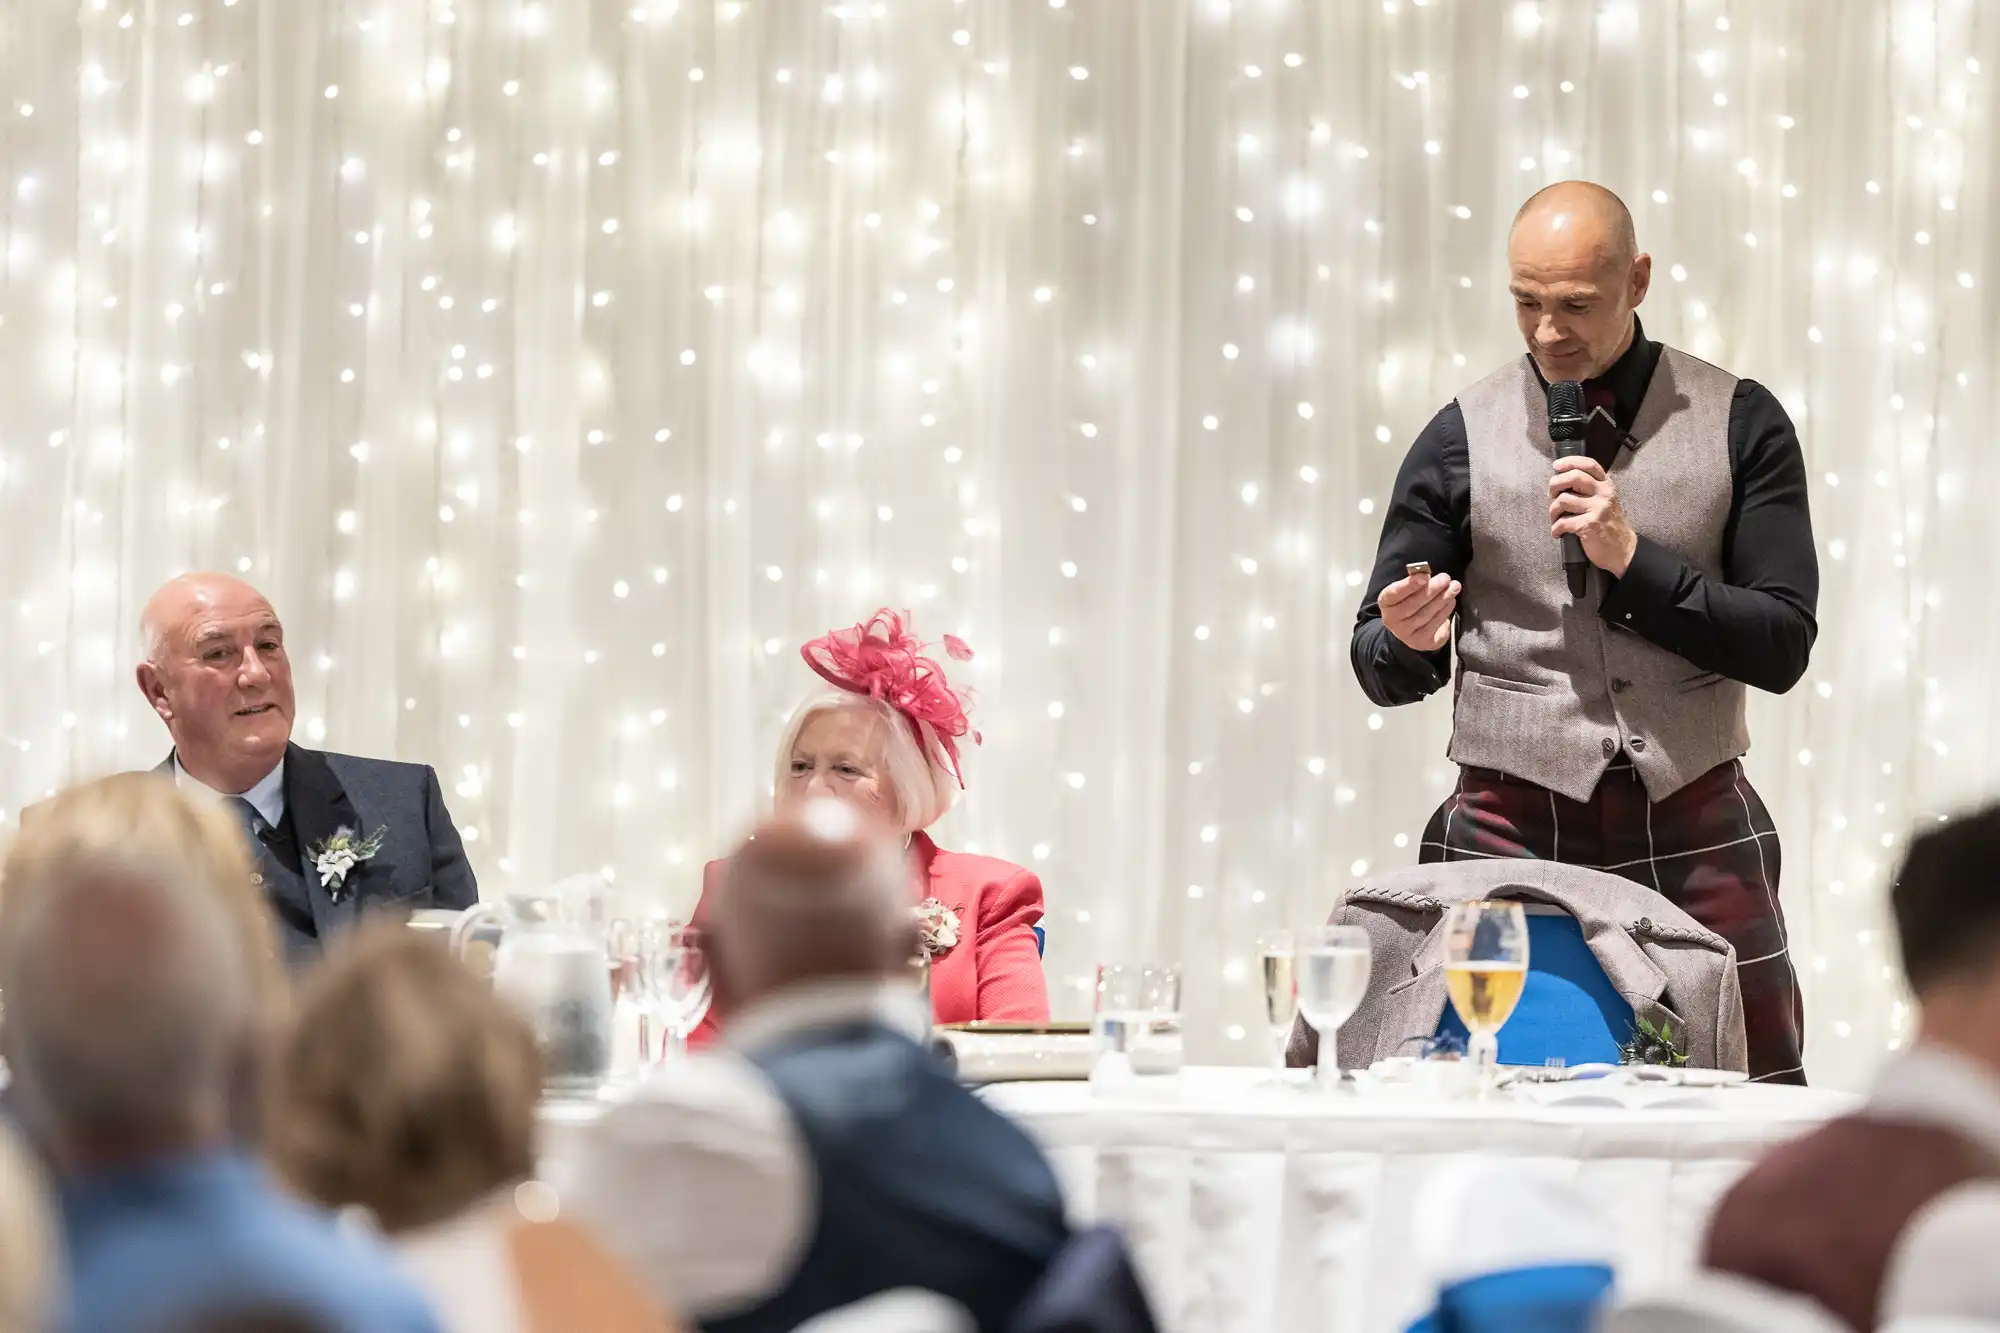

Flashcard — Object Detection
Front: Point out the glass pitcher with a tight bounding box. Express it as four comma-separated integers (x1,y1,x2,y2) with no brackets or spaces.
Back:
452,873,615,1098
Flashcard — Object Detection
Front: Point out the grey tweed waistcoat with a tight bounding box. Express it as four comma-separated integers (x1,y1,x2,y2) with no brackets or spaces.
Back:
1450,346,1748,803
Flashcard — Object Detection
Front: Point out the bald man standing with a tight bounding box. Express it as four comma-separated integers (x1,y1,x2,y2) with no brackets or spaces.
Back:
1356,182,1817,1083
133,573,477,963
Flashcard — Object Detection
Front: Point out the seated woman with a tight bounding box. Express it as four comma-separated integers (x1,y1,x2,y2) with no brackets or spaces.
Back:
691,609,1049,1042
264,923,679,1333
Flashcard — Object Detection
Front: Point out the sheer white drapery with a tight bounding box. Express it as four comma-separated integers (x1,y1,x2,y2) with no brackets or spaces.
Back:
0,0,1992,1084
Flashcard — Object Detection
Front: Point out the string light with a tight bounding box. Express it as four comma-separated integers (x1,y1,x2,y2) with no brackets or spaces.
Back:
0,1,1981,1083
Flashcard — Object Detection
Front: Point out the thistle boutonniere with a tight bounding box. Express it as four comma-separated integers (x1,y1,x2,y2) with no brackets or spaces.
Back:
1620,1013,1691,1068
915,898,961,960
307,826,387,903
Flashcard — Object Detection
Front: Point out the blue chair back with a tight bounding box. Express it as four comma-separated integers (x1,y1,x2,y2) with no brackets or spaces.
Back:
1007,1227,1157,1333
1436,911,1632,1066
1032,924,1046,957
1404,1262,1615,1333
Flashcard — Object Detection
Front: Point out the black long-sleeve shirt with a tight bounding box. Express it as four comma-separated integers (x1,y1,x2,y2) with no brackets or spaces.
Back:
1352,319,1819,706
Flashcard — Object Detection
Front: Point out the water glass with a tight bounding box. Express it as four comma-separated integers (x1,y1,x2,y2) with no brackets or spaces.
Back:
1091,964,1183,1089
1298,925,1373,1092
642,923,712,1062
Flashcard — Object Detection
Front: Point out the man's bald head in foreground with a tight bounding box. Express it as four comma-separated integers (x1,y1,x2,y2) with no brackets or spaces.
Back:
707,801,920,1012
135,573,296,795
1506,181,1651,382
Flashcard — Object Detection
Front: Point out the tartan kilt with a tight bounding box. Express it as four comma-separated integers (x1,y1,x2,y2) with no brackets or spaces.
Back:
1421,757,1805,1085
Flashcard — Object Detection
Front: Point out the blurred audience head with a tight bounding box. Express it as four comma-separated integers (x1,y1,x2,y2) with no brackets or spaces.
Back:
710,800,919,1014
1893,805,2000,1056
135,572,295,793
0,1124,57,1333
4,774,284,1012
1507,180,1650,383
0,800,255,1168
265,921,542,1233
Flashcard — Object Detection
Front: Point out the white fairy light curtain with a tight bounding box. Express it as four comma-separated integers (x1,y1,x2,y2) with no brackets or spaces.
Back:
0,0,1993,1085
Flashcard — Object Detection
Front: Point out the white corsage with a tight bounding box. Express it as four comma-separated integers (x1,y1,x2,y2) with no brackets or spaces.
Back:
915,897,961,959
306,826,387,903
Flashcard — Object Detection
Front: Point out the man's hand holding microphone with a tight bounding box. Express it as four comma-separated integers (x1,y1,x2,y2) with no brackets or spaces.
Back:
1549,455,1638,577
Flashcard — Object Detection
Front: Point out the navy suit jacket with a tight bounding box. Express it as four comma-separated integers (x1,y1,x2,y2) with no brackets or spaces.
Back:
709,1023,1071,1333
154,743,477,962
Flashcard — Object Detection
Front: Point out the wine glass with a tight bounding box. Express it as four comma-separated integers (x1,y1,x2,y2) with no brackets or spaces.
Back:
1442,901,1530,1094
1298,925,1373,1092
643,923,712,1063
1257,932,1298,1087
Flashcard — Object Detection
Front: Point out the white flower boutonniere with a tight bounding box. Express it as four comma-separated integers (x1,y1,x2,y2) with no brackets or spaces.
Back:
915,897,961,960
307,826,388,903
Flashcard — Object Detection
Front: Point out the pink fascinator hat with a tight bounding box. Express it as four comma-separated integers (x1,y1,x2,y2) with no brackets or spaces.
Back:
801,609,981,827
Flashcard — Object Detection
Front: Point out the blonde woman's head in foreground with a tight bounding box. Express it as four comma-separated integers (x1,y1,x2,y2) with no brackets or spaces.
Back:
265,920,543,1234
4,772,284,1009
0,776,279,1161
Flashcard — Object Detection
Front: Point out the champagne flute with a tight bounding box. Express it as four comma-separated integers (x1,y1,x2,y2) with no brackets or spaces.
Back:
1442,901,1530,1095
1298,925,1373,1092
605,918,649,1077
1258,933,1298,1087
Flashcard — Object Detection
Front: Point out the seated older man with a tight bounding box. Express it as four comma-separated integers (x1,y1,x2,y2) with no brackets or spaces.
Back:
128,572,477,963
0,779,439,1333
566,801,1071,1333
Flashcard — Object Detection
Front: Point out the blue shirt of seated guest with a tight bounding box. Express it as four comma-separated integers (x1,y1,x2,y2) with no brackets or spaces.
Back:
56,1149,440,1333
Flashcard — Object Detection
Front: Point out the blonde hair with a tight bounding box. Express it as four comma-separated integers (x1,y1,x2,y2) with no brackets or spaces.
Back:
264,921,543,1234
774,692,961,834
0,850,252,1145
0,1124,56,1333
3,774,285,1010
0,776,282,1142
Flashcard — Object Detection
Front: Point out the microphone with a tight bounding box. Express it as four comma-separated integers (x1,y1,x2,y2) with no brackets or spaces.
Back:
1547,380,1590,598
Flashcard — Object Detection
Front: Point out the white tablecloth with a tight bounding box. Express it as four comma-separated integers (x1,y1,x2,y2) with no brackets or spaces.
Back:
981,1068,1858,1333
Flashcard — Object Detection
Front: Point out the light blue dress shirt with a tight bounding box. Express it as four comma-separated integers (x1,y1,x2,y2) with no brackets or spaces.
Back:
174,756,287,829
57,1149,439,1333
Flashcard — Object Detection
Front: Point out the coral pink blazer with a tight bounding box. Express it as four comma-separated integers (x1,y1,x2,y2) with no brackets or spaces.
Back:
690,831,1050,1045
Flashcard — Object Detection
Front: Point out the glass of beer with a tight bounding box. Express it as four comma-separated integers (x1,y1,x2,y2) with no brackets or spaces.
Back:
1442,901,1530,1093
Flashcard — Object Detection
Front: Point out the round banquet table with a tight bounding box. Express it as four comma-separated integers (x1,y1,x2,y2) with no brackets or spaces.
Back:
978,1066,1859,1333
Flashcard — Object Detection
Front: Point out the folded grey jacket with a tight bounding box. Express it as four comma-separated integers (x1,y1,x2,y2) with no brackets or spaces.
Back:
1285,859,1748,1074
